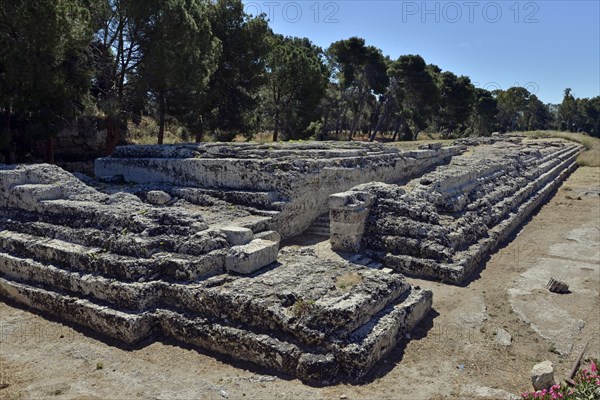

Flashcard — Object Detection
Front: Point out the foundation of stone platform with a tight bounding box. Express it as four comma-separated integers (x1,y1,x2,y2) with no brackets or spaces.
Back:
0,137,580,382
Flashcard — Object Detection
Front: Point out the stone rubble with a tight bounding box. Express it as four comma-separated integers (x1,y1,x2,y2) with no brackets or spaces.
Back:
546,277,570,294
146,190,172,205
495,328,513,347
530,360,556,391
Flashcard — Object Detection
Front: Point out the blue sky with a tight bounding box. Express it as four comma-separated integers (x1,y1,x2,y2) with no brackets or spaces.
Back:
242,0,600,104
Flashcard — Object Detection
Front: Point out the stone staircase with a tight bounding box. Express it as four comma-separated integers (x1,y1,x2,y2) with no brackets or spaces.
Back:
348,253,384,270
303,213,331,237
355,139,582,283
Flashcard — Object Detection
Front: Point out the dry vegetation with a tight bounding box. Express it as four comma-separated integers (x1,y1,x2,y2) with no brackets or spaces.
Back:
522,130,600,167
335,272,363,291
125,123,600,168
126,117,190,145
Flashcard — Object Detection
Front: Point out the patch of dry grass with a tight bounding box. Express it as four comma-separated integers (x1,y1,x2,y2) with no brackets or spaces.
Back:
126,121,599,168
126,117,190,145
232,131,273,143
335,272,363,291
521,130,600,167
389,138,455,150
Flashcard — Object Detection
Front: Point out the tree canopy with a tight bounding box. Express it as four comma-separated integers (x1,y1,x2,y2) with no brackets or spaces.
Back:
1,0,598,164
263,35,327,141
1,0,92,162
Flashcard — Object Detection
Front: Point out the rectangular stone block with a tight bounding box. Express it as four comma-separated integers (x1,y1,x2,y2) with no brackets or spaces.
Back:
225,239,279,274
220,226,254,245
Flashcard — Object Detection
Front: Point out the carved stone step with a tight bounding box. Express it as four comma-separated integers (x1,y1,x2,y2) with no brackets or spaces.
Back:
0,228,226,282
0,273,431,383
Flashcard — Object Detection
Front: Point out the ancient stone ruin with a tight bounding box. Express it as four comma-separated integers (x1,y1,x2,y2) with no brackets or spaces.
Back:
0,136,580,383
330,137,580,283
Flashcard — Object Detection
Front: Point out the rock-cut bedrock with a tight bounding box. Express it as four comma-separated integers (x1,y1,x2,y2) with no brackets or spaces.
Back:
0,137,580,383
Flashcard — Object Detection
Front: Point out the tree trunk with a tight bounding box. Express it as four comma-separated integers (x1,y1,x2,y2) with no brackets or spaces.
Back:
349,97,365,141
158,94,166,145
369,99,392,142
349,76,368,140
337,101,350,136
272,110,279,142
319,114,329,140
390,118,400,142
369,101,382,139
104,116,117,156
3,107,14,163
45,136,54,164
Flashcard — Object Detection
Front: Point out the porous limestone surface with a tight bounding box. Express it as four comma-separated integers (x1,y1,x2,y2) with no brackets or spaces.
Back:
0,137,581,383
329,137,581,283
95,141,463,238
0,162,432,383
224,238,279,274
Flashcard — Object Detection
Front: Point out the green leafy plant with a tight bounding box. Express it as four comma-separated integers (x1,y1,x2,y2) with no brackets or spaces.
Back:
292,299,315,318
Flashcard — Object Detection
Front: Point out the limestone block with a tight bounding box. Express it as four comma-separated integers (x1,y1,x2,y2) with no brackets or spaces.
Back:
146,190,172,205
10,184,63,211
254,230,282,243
296,353,339,383
330,208,371,236
220,226,254,246
225,239,278,274
530,361,555,391
329,190,374,252
330,190,374,210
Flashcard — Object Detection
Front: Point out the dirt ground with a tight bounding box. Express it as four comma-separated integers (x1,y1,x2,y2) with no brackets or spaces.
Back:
1,167,598,400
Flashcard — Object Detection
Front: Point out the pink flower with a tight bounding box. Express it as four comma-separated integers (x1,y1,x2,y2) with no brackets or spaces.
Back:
592,361,598,373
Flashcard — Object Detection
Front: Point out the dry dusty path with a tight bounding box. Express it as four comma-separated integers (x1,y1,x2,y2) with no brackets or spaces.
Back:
1,167,598,400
